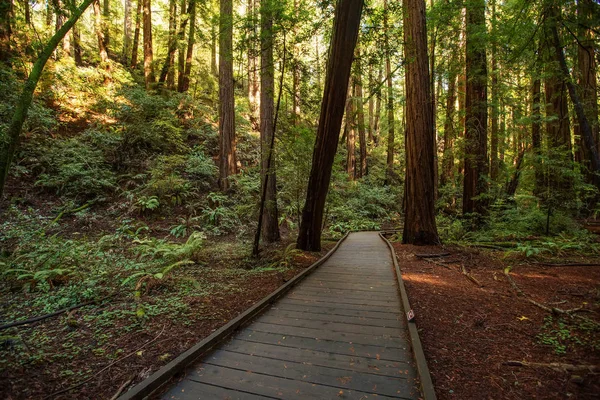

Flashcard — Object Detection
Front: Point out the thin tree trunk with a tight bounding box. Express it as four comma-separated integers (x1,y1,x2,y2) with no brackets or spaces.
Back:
93,0,108,64
531,76,543,196
373,65,382,144
402,0,439,245
142,0,155,88
259,0,280,242
210,20,217,77
247,0,259,129
176,0,186,91
296,0,363,251
368,64,374,143
355,74,367,178
218,0,236,190
462,0,488,215
73,22,82,65
123,0,132,63
166,0,176,89
0,0,95,199
384,0,394,185
180,0,195,92
102,0,109,50
131,0,141,67
345,87,356,179
440,64,456,187
490,0,499,181
22,0,30,25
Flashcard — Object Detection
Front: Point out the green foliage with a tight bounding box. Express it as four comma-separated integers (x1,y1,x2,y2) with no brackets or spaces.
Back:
537,316,600,355
132,232,205,263
32,137,116,198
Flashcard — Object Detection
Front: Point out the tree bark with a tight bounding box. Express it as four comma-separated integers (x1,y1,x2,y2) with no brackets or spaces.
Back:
490,0,499,181
218,0,237,190
462,0,488,215
130,0,141,67
93,0,109,64
142,0,155,88
73,22,82,65
296,0,363,251
440,63,456,187
373,65,382,144
0,0,95,199
176,0,186,91
180,0,195,92
123,0,132,63
355,76,367,178
531,76,543,196
345,86,356,179
165,0,177,89
384,0,394,185
247,0,259,128
402,0,439,245
102,0,109,50
259,0,280,242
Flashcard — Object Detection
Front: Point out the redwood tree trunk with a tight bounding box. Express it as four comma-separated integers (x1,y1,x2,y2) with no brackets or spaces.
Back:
130,0,141,67
180,0,195,92
384,0,395,184
462,0,488,215
402,0,439,245
345,87,356,179
218,0,237,190
142,0,155,88
93,0,108,64
355,58,367,178
123,0,132,63
259,0,280,242
440,64,456,187
73,22,83,65
247,0,259,128
296,0,363,251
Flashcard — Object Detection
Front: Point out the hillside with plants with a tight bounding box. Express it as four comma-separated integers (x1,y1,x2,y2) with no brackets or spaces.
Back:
0,0,599,398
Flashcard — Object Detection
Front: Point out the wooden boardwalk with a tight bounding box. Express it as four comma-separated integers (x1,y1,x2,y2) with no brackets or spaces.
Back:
161,232,421,399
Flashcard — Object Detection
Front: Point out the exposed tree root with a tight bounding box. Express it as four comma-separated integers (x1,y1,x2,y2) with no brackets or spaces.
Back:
415,252,451,258
504,360,599,373
109,376,134,400
461,264,483,287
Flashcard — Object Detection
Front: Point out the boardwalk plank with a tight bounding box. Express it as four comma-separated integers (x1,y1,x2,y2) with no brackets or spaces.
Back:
256,315,403,336
262,308,404,328
195,350,417,398
185,364,409,399
238,330,412,362
221,339,412,376
270,302,402,320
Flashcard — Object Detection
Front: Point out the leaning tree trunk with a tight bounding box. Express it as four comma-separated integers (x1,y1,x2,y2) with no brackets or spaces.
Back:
462,0,488,215
259,0,280,242
296,0,363,251
0,0,95,199
218,0,237,190
402,0,439,245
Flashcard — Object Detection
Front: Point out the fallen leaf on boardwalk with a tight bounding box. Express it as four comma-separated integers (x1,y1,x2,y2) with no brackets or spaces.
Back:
338,376,352,384
376,354,381,360
337,390,344,396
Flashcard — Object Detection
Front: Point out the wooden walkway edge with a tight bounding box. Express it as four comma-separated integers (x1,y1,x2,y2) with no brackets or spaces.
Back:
118,233,350,400
120,231,435,400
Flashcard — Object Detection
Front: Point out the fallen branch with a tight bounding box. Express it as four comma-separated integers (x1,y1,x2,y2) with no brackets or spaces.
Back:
415,252,451,258
44,325,166,399
461,265,483,287
534,262,600,267
109,376,134,400
0,292,116,331
503,269,586,315
504,360,599,373
421,257,451,269
51,200,95,225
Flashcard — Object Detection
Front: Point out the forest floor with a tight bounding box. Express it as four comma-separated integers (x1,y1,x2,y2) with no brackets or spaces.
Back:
0,206,335,400
393,241,600,400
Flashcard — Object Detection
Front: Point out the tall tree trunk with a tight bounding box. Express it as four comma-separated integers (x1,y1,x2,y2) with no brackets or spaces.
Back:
259,0,280,242
102,0,109,50
291,0,300,125
0,0,11,64
402,0,439,245
176,0,186,91
373,65,382,144
490,0,499,181
131,0,142,67
210,20,217,77
247,0,259,128
218,0,236,190
345,87,356,179
73,22,83,65
0,0,95,199
180,0,195,92
62,7,71,57
46,0,52,27
384,0,395,185
531,76,543,197
165,0,177,89
296,0,363,251
142,0,155,88
440,64,457,187
123,0,132,63
575,0,599,166
368,63,374,143
549,5,600,188
355,73,367,178
462,0,488,215
93,0,108,63
22,0,30,25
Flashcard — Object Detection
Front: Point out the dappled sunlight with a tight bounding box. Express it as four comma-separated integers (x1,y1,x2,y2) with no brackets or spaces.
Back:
403,273,453,288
